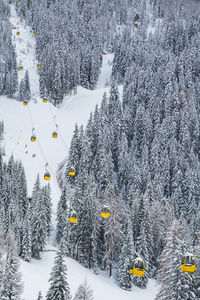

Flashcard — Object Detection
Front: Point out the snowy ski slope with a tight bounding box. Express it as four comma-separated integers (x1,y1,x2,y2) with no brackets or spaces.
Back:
0,5,159,299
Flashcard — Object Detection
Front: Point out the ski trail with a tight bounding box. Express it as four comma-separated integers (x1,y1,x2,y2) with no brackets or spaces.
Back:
10,5,40,98
9,5,62,213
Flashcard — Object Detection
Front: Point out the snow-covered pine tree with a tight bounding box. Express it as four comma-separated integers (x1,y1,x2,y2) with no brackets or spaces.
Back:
194,230,200,298
23,70,31,101
31,175,47,259
19,79,25,102
117,131,129,194
20,209,32,262
77,173,100,270
117,213,134,290
73,278,94,300
156,218,196,299
45,245,71,300
103,188,123,277
37,291,43,300
42,184,52,238
108,82,122,172
16,161,28,221
56,186,68,245
65,124,81,185
1,226,23,300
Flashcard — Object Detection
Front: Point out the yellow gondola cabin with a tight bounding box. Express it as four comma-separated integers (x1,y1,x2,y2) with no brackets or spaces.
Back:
19,67,23,71
69,167,76,176
16,32,20,36
181,255,196,273
44,172,51,181
37,64,41,69
43,97,47,103
52,132,58,138
130,258,145,277
31,135,36,142
101,205,110,218
68,211,78,223
23,101,28,106
33,30,36,35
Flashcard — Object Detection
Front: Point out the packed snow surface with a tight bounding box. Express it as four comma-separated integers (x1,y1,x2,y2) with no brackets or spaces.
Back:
0,5,159,299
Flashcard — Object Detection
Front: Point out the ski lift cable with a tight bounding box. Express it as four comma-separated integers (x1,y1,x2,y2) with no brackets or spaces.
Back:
57,128,69,153
47,101,69,153
12,15,62,200
27,104,35,129
36,135,48,165
47,163,63,198
53,106,60,119
27,101,69,202
27,107,61,198
27,104,48,163
17,129,22,144
27,101,67,174
47,100,57,127
27,102,52,166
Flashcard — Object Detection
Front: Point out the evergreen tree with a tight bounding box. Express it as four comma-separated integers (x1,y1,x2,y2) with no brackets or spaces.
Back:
42,184,52,238
31,175,47,259
117,214,134,290
37,291,43,300
73,279,94,300
56,187,68,245
45,246,71,300
20,210,32,262
24,71,31,99
1,226,23,300
77,174,100,270
156,219,196,299
103,190,123,277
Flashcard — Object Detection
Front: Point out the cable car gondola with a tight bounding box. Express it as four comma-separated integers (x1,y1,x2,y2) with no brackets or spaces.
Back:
31,135,36,142
44,171,51,181
31,128,36,142
43,97,47,103
44,164,50,180
19,66,23,71
101,205,110,218
33,30,36,36
52,124,58,138
181,254,196,273
68,211,78,223
52,132,58,138
130,258,145,277
69,167,76,176
37,64,41,69
16,32,20,36
23,101,28,106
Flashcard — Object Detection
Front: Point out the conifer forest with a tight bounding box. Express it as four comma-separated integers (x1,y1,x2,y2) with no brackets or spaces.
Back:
0,0,200,299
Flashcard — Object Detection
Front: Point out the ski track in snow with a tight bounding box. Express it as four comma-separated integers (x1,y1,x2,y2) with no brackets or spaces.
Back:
0,5,159,300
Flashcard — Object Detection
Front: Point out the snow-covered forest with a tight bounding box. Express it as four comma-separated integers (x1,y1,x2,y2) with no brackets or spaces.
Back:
0,0,200,299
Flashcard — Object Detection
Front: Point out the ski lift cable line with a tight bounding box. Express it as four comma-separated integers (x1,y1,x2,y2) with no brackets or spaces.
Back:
57,128,69,153
36,135,48,165
47,164,62,198
47,100,69,153
27,101,66,198
27,104,47,163
17,129,22,144
27,104,35,129
47,100,57,127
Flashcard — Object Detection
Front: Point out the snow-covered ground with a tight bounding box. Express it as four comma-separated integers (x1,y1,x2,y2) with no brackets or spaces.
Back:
0,5,159,299
21,249,158,300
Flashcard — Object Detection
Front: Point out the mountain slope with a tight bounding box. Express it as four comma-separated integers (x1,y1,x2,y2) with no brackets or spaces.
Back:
0,5,159,299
